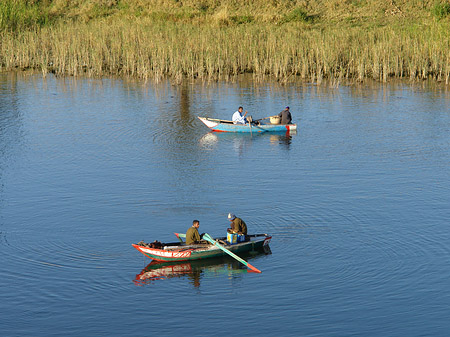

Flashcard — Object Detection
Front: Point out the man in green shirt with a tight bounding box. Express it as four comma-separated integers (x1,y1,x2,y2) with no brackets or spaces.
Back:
186,220,201,245
227,213,247,235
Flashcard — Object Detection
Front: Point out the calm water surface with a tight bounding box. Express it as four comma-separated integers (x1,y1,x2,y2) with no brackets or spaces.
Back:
1,73,449,336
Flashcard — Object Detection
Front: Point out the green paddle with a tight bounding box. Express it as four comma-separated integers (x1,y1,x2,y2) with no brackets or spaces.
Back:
202,233,262,273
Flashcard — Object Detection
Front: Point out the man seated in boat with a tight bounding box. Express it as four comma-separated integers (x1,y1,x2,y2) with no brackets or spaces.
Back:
278,106,293,124
227,213,248,238
186,219,204,245
232,106,248,124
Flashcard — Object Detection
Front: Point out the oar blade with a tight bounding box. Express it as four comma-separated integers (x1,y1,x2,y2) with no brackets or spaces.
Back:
246,262,262,273
174,232,186,242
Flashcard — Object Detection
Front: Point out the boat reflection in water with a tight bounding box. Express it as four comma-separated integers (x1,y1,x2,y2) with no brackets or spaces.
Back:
199,130,296,155
134,246,271,287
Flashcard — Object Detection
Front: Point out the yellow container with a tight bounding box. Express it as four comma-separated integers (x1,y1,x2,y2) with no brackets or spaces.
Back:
227,233,238,244
270,116,281,124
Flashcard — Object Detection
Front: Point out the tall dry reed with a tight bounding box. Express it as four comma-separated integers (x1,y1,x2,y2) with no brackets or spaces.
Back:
1,18,450,84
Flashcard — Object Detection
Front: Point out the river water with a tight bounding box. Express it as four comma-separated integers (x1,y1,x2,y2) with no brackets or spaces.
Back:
1,72,449,336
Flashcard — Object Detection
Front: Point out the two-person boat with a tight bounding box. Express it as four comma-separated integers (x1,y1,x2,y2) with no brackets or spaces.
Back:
132,233,271,262
198,116,297,133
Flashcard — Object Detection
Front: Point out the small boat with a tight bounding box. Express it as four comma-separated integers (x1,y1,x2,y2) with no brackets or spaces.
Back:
132,233,271,262
198,116,297,133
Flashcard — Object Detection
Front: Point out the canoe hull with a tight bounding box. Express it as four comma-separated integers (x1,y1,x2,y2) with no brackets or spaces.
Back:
198,117,297,133
132,235,271,262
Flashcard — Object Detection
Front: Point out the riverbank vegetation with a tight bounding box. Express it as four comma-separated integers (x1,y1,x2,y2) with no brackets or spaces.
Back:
1,0,450,83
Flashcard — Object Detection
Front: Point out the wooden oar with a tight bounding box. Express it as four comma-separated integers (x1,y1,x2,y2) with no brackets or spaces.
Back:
248,115,253,135
254,115,277,123
205,117,233,123
247,233,268,238
202,233,262,273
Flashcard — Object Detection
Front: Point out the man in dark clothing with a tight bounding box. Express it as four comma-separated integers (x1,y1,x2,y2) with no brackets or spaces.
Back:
186,220,201,245
227,213,248,235
278,106,292,124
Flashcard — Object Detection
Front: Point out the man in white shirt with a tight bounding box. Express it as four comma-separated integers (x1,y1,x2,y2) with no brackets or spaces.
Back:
232,106,248,124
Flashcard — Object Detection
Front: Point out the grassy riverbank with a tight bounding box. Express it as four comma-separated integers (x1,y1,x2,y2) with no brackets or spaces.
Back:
1,0,450,83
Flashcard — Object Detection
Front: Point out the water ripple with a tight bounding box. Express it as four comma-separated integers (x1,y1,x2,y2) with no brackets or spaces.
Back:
1,231,118,271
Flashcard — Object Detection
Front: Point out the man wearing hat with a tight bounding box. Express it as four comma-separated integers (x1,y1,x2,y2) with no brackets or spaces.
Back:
227,213,247,235
278,106,292,125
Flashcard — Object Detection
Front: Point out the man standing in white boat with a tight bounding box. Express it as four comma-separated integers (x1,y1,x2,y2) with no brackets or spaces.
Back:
232,106,248,124
278,106,292,125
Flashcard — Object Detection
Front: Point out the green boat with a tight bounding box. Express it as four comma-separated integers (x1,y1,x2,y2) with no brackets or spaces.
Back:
132,233,271,262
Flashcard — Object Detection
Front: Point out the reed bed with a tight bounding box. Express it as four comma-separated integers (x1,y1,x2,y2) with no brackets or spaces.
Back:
1,19,450,84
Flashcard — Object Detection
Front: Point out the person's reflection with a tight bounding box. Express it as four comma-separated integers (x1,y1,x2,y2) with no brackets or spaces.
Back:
269,132,292,150
233,136,247,156
187,269,202,288
279,134,292,150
